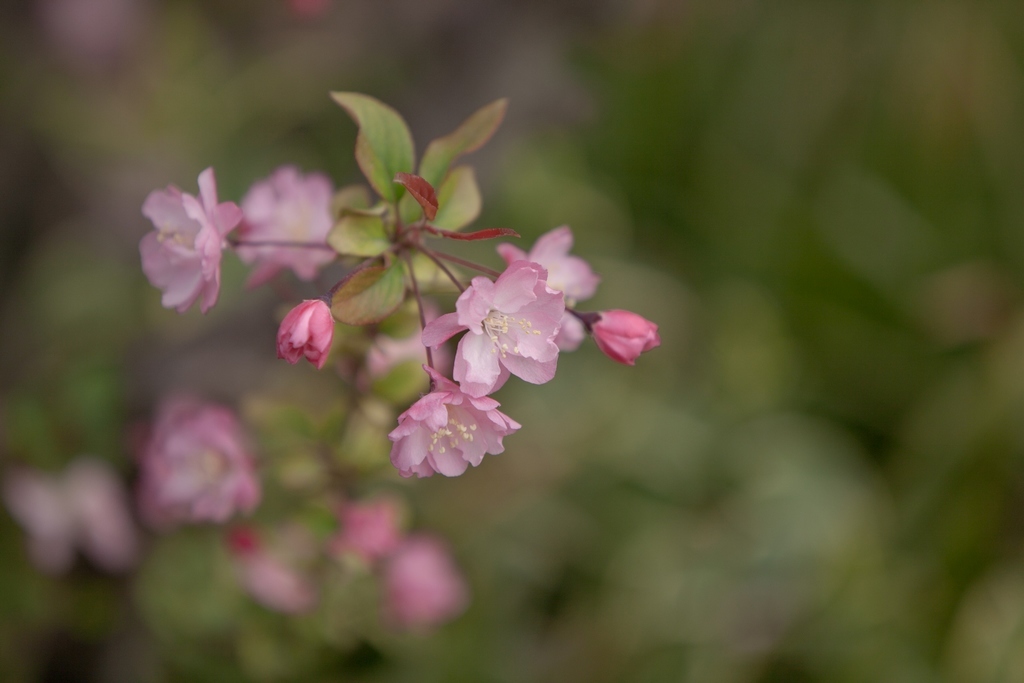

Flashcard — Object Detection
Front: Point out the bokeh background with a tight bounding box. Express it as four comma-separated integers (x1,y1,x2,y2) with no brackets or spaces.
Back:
5,0,1024,680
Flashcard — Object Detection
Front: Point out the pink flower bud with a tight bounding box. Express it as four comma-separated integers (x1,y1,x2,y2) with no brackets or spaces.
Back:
591,310,661,366
277,299,334,370
384,535,469,630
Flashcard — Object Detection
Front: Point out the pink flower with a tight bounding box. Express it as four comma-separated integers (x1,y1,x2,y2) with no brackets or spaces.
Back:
388,366,520,478
366,302,452,379
330,498,403,564
277,299,334,370
422,260,565,397
140,168,242,314
384,535,469,630
2,457,139,575
227,527,317,614
497,226,600,351
137,398,260,529
592,310,661,365
237,166,335,288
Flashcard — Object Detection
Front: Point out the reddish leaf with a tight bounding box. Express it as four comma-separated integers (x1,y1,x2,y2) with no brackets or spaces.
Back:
394,173,438,221
426,226,520,241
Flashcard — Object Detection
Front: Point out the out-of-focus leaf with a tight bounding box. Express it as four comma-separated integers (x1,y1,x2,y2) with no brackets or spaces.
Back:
394,172,438,221
373,360,430,404
330,184,372,218
331,92,415,203
419,98,508,188
432,165,481,231
327,213,390,257
135,532,242,641
336,398,393,470
330,264,406,325
400,253,464,294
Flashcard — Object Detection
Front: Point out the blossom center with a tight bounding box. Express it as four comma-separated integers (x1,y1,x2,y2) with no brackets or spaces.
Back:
427,411,477,455
189,449,229,487
482,311,542,358
156,225,194,247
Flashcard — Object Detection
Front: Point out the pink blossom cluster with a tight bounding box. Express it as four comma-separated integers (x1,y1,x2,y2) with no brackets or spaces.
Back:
389,226,660,478
330,498,469,629
125,95,663,643
141,167,333,316
224,498,468,629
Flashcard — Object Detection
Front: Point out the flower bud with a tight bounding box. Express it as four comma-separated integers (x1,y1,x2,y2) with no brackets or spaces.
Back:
591,310,661,365
277,299,334,370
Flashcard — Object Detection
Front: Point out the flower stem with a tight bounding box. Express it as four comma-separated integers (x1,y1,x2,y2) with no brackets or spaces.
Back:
429,250,501,278
403,252,434,370
418,248,467,293
568,308,602,333
228,238,334,250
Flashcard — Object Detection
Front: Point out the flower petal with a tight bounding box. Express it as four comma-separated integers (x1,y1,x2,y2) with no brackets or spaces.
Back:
421,312,466,348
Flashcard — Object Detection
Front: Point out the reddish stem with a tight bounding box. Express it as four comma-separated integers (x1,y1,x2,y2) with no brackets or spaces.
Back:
429,251,502,278
403,252,434,371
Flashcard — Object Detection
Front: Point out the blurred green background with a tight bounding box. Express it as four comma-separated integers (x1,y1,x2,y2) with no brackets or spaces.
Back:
5,0,1024,681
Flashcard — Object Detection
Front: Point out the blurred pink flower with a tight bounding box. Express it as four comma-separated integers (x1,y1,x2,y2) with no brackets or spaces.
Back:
388,366,520,478
140,168,242,314
592,310,661,365
237,166,335,288
38,0,145,68
384,535,469,630
2,457,138,575
330,498,403,564
497,226,599,302
497,226,600,351
287,0,331,19
227,527,317,614
366,302,451,379
137,398,260,529
277,299,334,370
422,260,564,397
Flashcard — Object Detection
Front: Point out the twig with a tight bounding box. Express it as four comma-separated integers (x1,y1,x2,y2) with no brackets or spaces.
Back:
430,250,501,278
403,253,434,371
418,248,467,293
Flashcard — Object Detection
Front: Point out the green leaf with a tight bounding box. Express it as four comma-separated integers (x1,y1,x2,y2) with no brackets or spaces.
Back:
330,264,406,325
330,184,371,218
419,98,508,188
431,165,481,231
331,92,415,203
327,213,390,257
398,192,422,226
